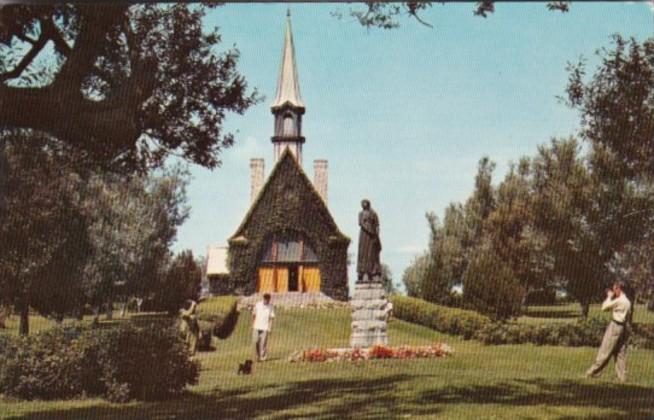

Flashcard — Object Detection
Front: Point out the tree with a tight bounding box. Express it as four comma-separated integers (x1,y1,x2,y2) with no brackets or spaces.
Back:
418,213,462,305
566,35,654,309
566,36,654,180
462,240,525,320
81,167,190,317
530,138,607,317
0,130,91,334
0,4,259,172
337,2,569,30
464,157,496,241
402,252,430,298
610,241,654,307
380,263,396,294
154,250,202,315
485,159,554,302
404,159,496,306
0,2,574,172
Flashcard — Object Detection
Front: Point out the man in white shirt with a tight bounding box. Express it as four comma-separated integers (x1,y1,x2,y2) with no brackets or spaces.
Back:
585,281,632,381
252,293,275,362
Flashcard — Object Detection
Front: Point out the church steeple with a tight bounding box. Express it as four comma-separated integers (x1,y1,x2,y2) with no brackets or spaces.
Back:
271,10,305,165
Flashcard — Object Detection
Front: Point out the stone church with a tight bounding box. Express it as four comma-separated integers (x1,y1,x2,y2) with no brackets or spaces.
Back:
206,13,350,301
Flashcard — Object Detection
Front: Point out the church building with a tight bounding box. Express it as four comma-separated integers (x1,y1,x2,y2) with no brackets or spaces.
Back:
207,12,350,301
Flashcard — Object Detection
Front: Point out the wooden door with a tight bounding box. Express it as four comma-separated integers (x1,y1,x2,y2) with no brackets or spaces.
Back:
302,266,321,293
275,267,289,293
257,267,275,293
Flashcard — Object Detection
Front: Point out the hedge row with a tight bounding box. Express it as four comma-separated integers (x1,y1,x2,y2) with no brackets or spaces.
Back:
390,295,491,339
391,296,654,349
0,323,199,402
475,318,606,346
476,318,654,348
196,296,240,349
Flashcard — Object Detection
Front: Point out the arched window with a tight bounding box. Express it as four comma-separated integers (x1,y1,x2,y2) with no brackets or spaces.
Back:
282,114,295,136
260,232,318,264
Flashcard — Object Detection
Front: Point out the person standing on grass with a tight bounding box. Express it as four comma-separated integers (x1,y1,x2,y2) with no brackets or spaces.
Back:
252,293,275,362
584,281,632,381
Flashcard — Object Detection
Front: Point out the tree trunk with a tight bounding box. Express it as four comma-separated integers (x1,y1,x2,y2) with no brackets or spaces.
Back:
106,300,113,320
120,301,128,318
92,305,100,326
521,287,531,313
19,301,29,336
75,307,84,321
581,301,590,319
0,306,7,329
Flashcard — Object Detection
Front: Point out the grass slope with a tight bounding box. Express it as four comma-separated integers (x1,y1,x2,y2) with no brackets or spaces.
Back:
2,308,653,419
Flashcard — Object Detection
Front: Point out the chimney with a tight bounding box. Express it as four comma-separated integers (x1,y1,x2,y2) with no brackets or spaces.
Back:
313,159,328,205
250,158,265,203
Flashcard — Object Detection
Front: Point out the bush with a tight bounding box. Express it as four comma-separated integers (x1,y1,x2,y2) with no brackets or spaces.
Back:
463,247,525,320
631,323,654,349
196,296,240,349
524,288,557,305
0,325,90,400
95,323,199,401
390,295,491,339
152,250,202,314
0,322,199,402
473,317,654,348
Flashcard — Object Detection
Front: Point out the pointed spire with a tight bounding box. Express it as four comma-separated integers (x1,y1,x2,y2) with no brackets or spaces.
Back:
271,10,304,109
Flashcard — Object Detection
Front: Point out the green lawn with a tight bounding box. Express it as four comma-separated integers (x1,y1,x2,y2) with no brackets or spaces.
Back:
2,307,653,419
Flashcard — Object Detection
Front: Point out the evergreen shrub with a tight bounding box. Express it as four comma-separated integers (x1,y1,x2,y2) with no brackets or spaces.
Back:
0,323,198,402
390,295,491,339
463,247,525,320
196,296,240,348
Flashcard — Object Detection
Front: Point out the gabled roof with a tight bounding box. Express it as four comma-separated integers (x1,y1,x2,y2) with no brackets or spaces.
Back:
230,148,348,241
271,10,304,110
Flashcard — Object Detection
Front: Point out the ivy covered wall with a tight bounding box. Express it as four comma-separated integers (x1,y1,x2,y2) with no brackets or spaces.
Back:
227,150,350,300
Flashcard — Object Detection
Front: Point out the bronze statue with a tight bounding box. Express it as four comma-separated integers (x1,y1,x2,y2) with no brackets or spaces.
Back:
357,199,382,282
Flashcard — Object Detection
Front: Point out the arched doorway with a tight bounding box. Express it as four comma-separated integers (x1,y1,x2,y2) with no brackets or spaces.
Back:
256,232,321,293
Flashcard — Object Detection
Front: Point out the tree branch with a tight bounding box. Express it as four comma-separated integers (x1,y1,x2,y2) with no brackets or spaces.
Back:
40,17,71,56
0,32,49,83
54,4,127,91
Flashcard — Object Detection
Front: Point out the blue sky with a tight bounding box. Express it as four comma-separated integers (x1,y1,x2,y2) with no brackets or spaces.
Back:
173,2,654,290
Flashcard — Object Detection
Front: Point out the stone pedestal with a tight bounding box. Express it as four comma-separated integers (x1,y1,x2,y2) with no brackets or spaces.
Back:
349,280,388,348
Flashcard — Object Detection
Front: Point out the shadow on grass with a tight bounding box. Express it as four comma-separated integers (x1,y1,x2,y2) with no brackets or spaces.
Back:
12,375,418,420
11,376,654,420
419,378,654,419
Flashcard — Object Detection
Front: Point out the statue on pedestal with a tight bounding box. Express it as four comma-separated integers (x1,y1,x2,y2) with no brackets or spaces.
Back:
357,199,381,283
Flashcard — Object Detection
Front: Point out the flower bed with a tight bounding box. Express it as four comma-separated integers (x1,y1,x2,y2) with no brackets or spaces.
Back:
288,343,453,363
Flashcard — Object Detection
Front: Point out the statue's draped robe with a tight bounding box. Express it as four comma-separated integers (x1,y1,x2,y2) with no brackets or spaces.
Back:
357,208,381,279
180,301,200,354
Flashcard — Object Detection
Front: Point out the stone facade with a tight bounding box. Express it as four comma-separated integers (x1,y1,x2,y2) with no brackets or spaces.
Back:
313,159,328,204
350,280,389,347
250,158,265,203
